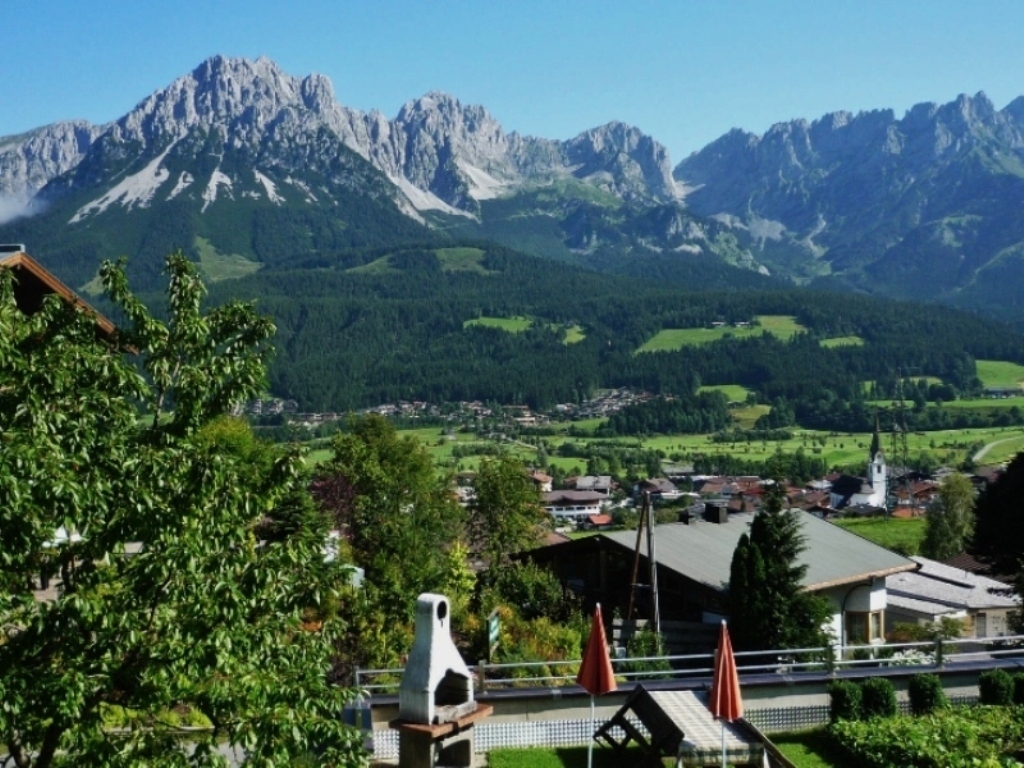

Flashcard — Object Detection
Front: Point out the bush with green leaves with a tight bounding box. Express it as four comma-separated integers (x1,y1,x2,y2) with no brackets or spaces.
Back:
979,668,1015,705
832,706,1024,768
828,679,862,723
908,673,947,715
620,625,672,679
860,677,898,719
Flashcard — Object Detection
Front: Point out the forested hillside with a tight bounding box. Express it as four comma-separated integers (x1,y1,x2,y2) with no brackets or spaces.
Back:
183,243,1024,419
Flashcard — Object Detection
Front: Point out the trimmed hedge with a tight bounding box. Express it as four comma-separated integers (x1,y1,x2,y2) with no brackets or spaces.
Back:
861,677,898,719
828,679,862,723
908,673,947,715
979,669,1014,706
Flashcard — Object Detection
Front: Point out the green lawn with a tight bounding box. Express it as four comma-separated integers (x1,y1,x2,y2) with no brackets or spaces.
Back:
819,336,864,348
832,516,926,554
977,359,1024,390
487,730,842,767
488,746,671,767
637,315,806,353
463,315,533,333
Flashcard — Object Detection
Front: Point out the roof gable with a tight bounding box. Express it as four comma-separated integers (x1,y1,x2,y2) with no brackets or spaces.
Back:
1,252,115,337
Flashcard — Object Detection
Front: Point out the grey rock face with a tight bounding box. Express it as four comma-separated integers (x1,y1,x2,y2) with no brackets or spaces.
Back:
2,56,681,220
0,120,104,221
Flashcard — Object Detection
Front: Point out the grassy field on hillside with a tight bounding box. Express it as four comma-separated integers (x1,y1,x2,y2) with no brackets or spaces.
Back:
977,359,1024,389
195,237,262,282
820,335,864,348
562,324,586,344
637,315,806,353
436,247,493,273
543,425,1024,469
698,384,752,402
463,315,533,333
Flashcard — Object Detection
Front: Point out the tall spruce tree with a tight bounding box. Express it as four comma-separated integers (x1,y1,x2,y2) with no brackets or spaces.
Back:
727,486,831,652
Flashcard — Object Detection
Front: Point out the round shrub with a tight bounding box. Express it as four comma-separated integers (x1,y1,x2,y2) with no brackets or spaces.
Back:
908,673,947,715
828,679,862,722
861,677,898,719
979,668,1014,705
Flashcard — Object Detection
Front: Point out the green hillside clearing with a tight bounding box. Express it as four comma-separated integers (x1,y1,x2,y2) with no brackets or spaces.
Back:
436,247,493,273
820,335,864,348
977,359,1024,389
463,316,533,333
638,315,806,352
195,237,263,282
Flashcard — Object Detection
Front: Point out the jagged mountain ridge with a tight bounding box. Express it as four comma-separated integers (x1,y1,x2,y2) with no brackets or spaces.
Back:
0,55,703,291
6,56,1024,323
4,56,679,220
674,92,1024,319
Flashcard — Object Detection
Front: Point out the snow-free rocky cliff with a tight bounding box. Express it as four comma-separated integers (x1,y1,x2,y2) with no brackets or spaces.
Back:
0,55,680,224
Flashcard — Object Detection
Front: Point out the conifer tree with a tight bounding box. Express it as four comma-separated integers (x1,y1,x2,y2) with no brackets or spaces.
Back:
727,486,832,651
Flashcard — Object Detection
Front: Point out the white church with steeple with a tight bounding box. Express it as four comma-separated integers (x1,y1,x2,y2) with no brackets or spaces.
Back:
829,424,888,510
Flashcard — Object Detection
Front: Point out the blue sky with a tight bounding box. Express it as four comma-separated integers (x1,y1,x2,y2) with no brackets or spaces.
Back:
4,0,1024,161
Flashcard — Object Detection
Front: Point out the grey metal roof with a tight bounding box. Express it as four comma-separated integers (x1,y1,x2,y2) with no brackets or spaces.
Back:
599,510,915,595
885,556,1020,612
885,593,965,620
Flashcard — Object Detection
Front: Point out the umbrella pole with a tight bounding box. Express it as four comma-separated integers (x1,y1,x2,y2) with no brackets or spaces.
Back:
588,694,595,768
720,719,726,767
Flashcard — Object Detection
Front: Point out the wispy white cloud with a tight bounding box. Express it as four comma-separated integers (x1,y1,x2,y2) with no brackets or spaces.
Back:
0,193,46,226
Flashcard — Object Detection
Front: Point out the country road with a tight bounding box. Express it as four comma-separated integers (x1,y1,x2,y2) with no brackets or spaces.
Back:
972,435,1024,462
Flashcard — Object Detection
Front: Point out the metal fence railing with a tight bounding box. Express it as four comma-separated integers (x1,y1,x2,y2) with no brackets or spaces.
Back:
354,633,1024,694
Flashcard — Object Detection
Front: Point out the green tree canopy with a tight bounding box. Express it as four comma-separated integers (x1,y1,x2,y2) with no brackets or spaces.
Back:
0,253,362,766
972,452,1024,580
467,455,548,566
312,414,465,623
921,473,976,560
727,487,832,652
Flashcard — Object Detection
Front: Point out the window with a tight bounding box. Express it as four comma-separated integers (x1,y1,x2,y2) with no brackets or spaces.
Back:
846,610,884,644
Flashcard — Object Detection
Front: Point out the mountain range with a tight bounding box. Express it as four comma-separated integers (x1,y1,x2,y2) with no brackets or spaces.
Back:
3,55,1024,324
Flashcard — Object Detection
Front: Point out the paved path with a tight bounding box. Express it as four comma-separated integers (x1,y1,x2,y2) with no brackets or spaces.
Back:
972,435,1024,462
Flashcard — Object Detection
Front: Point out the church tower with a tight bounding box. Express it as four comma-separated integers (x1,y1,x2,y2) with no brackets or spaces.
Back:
868,418,888,507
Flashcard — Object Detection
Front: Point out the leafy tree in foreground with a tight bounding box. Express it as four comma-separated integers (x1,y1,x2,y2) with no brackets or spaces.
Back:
0,254,362,767
311,414,465,680
727,486,832,652
467,454,548,566
920,473,975,560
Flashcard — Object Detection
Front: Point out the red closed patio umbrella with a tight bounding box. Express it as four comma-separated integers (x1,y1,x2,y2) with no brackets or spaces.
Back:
709,620,743,766
577,603,617,768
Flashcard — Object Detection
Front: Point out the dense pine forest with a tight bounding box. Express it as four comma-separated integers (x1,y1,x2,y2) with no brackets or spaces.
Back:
162,242,1024,431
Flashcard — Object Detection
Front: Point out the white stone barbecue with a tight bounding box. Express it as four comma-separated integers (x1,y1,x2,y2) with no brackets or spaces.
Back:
399,593,476,725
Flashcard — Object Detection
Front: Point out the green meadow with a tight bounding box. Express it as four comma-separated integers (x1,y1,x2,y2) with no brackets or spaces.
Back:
637,315,806,353
977,359,1024,389
463,315,533,333
436,247,494,274
698,384,752,402
820,335,864,348
194,237,263,282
